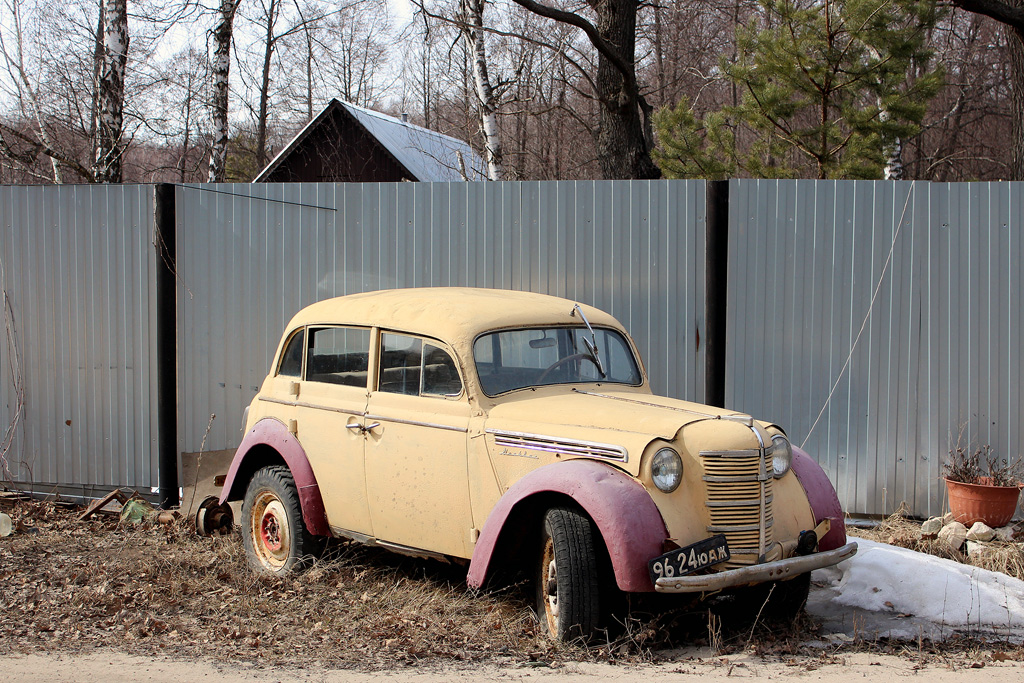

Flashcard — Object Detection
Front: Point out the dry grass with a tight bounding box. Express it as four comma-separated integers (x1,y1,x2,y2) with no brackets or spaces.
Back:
851,507,1024,582
0,500,560,668
3,500,1022,671
0,500,834,667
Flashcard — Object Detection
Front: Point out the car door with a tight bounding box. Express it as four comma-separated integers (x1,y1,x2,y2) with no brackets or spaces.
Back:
363,331,474,558
293,325,373,538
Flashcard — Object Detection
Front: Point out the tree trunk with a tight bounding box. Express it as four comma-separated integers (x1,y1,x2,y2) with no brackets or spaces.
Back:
93,0,128,183
1011,25,1024,179
510,0,659,179
590,0,660,179
208,0,238,182
463,0,504,180
90,0,103,144
256,0,280,171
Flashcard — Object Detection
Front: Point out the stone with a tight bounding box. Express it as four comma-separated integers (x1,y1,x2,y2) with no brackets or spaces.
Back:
0,512,11,537
920,517,944,538
937,521,968,549
967,522,996,542
994,526,1017,543
966,540,985,557
941,512,955,525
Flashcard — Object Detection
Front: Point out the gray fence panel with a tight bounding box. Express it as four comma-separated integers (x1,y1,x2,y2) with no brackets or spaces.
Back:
175,181,708,456
727,180,1024,518
0,185,158,496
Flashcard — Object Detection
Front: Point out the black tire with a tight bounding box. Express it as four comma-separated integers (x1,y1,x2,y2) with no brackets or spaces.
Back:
537,507,602,642
242,465,323,574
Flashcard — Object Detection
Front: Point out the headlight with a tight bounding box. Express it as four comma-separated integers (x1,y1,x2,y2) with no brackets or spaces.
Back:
771,434,792,478
651,448,683,493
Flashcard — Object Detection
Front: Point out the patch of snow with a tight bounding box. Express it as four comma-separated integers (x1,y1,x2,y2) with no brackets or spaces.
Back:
814,539,1024,633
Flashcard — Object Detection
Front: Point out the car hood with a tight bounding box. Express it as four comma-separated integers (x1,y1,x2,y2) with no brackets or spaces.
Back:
483,387,754,459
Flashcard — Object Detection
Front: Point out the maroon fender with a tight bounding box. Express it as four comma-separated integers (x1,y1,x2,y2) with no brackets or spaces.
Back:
219,417,330,537
790,445,846,551
467,459,667,593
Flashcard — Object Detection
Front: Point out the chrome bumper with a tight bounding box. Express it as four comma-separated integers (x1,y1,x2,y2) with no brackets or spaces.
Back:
654,542,858,593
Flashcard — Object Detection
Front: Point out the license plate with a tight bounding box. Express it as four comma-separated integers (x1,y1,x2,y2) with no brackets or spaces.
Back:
649,535,730,583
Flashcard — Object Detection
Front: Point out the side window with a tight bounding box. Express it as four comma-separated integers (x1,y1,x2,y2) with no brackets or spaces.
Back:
422,343,462,397
306,327,370,388
277,329,304,377
379,333,422,395
379,333,462,397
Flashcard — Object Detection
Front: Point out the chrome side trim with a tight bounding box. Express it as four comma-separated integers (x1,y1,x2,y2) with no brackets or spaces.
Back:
259,396,364,416
655,543,859,593
486,428,628,462
366,414,468,433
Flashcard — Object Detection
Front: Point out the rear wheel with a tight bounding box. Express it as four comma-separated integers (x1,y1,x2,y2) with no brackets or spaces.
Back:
242,465,323,574
537,507,601,642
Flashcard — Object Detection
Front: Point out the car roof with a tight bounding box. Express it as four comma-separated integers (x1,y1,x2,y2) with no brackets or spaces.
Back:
285,287,625,344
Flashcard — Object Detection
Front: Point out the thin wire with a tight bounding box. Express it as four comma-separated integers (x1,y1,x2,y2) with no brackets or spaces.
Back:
177,184,337,211
0,255,25,489
801,181,917,449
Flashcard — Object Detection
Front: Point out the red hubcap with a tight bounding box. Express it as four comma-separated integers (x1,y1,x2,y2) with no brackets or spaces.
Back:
261,511,283,551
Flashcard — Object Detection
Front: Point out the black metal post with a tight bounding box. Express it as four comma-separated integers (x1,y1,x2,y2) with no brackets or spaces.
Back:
705,180,729,408
155,183,179,509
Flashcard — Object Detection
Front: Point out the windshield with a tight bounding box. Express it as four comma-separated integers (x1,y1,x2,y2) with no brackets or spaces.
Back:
473,326,642,396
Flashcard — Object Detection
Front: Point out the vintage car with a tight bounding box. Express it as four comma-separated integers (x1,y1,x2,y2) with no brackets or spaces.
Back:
220,288,856,641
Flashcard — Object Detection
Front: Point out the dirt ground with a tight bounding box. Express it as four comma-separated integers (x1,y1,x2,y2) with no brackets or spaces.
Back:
4,649,1024,682
2,500,1023,680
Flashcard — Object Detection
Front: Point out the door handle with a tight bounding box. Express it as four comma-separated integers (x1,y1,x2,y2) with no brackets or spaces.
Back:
346,421,379,434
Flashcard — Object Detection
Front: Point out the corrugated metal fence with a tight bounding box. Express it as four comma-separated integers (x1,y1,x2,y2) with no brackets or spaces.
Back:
0,185,158,496
2,179,1021,518
727,180,1023,518
174,181,708,458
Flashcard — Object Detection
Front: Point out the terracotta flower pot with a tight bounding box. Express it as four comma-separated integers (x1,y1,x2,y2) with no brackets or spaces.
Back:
944,477,1023,528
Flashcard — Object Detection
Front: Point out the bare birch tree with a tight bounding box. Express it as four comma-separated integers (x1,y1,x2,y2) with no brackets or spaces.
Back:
461,0,503,179
0,0,68,180
93,0,128,182
208,0,238,182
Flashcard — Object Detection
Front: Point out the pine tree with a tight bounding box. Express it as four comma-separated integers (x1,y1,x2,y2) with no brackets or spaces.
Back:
655,0,944,179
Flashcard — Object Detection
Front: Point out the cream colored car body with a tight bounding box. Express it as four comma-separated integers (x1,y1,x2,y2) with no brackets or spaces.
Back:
226,287,852,596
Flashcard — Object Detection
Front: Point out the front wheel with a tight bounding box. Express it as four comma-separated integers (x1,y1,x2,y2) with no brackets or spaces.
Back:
242,465,323,574
537,506,602,642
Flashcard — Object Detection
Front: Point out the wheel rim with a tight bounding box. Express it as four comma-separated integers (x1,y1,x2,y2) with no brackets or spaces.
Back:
250,490,291,570
542,537,559,635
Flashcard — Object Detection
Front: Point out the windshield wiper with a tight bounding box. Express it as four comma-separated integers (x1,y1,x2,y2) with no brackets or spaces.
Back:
571,304,606,378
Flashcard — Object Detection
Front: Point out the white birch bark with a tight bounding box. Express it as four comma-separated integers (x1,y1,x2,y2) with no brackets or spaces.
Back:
463,0,503,180
1,0,64,181
208,0,238,182
867,47,904,181
93,0,128,183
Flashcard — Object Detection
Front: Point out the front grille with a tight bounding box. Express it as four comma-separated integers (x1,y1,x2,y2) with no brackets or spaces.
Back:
701,447,773,568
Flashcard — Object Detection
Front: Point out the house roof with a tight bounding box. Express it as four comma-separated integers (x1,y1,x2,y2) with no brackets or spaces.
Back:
253,99,485,182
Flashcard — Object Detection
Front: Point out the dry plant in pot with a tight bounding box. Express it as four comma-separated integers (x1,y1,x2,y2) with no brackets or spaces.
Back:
943,443,1024,528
